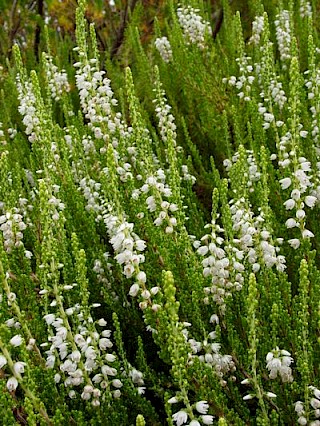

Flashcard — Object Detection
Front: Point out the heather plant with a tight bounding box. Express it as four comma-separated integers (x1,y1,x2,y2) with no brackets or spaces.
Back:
1,0,320,425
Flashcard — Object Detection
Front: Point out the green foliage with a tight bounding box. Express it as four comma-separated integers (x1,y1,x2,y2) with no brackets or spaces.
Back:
1,0,320,425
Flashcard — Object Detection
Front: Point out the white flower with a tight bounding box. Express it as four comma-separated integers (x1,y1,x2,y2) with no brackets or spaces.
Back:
81,391,91,400
279,177,292,189
291,189,301,200
284,199,295,210
112,379,123,388
44,314,56,325
168,396,179,404
124,263,135,278
285,218,297,229
113,389,121,398
189,421,201,426
266,347,293,382
311,398,320,409
252,263,260,273
266,392,277,398
155,37,173,63
275,10,291,63
197,246,209,256
0,355,7,369
177,6,212,49
294,401,304,415
137,386,146,395
146,196,156,212
7,376,18,391
305,195,317,208
129,283,140,297
13,362,26,375
10,335,23,347
209,314,219,324
288,239,300,249
302,229,314,238
101,365,117,376
201,415,214,425
25,250,33,259
150,286,159,295
296,209,305,219
243,394,255,400
105,354,116,362
195,400,209,414
99,338,113,350
136,271,146,283
249,15,264,45
172,410,188,426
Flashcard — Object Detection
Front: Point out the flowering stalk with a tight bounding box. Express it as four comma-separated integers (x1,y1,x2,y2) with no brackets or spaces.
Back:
0,334,51,423
244,273,269,423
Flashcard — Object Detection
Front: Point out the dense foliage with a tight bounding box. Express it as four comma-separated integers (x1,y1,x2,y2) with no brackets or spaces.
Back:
1,0,320,424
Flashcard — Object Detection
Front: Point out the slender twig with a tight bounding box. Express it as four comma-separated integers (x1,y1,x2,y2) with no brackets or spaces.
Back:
212,8,224,39
110,0,138,59
34,0,44,60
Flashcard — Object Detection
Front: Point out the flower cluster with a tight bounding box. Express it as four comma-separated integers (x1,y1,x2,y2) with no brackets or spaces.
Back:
0,210,27,253
82,135,97,158
257,103,277,130
177,6,212,50
223,56,255,101
133,170,179,234
266,347,294,383
43,53,70,101
230,199,286,272
103,212,146,280
224,150,261,191
153,87,177,143
187,330,236,384
279,155,317,246
74,52,126,141
0,335,27,393
170,399,213,426
295,386,320,425
93,255,113,288
8,127,17,140
16,74,40,142
299,0,312,19
195,219,243,313
128,366,146,395
295,401,307,425
47,191,66,222
249,15,264,45
181,164,196,185
43,306,122,405
79,177,104,217
275,10,291,66
268,78,287,110
155,37,173,63
256,76,287,130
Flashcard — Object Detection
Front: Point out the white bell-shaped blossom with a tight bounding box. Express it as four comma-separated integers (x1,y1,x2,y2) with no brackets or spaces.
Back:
177,6,212,49
266,347,294,383
155,37,173,63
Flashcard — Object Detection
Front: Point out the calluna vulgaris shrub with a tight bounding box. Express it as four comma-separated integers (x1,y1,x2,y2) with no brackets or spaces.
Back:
1,0,320,424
